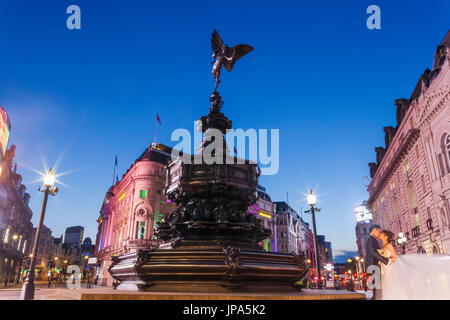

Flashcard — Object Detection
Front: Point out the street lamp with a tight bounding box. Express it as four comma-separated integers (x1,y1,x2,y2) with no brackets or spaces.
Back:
397,232,407,254
20,169,58,300
305,190,323,289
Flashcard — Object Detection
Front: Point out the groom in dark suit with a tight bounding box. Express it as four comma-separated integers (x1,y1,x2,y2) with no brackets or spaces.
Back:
366,224,390,300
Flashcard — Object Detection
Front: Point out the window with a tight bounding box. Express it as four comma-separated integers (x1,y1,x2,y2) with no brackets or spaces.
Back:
136,221,146,239
3,227,10,244
438,154,446,177
421,175,426,193
440,133,450,175
406,181,420,227
447,134,450,167
390,180,396,191
403,160,410,173
140,190,147,199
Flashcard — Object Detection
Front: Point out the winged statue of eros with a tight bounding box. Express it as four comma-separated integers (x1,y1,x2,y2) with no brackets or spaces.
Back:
211,30,254,91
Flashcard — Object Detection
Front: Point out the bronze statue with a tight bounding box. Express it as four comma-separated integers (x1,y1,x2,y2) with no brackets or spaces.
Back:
211,30,253,92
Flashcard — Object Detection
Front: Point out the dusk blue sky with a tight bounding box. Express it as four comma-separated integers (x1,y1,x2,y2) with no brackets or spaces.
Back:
0,0,448,256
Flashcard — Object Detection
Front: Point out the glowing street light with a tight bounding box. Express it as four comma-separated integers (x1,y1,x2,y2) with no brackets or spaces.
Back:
304,190,323,289
307,191,317,206
43,170,56,188
20,168,59,300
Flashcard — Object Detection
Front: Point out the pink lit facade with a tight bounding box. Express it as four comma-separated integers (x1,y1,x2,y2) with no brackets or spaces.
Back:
367,31,450,255
248,185,277,252
95,145,176,286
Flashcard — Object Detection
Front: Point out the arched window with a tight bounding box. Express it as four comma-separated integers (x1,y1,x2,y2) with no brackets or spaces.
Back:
432,246,440,255
417,247,426,254
135,207,149,240
438,133,450,177
135,220,146,239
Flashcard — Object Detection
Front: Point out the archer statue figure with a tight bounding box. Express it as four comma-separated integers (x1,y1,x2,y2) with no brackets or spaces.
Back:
211,30,254,92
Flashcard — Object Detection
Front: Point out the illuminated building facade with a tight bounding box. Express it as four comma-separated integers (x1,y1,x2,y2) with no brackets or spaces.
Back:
248,185,277,252
0,106,33,285
29,225,56,281
297,217,316,279
317,235,333,266
95,143,176,286
367,31,450,255
274,201,298,254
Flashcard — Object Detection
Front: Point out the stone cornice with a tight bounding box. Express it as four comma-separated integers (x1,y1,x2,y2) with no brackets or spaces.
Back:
368,128,420,206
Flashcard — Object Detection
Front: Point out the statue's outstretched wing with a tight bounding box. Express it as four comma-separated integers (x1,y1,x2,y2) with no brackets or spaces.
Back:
223,44,254,72
211,30,224,52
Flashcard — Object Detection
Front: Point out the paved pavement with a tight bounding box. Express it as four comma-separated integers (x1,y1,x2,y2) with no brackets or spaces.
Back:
0,281,96,300
0,284,371,300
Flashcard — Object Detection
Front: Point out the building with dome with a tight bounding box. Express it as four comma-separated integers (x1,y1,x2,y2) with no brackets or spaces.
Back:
94,143,176,286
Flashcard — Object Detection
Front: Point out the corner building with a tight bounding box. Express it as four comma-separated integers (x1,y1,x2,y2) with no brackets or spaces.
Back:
95,144,176,286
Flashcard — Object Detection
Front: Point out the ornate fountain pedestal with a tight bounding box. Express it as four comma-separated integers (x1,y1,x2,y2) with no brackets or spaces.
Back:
109,241,307,293
108,92,308,293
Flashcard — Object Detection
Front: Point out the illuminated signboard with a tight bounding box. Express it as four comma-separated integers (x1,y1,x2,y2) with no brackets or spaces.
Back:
354,205,372,222
0,106,11,158
258,210,272,219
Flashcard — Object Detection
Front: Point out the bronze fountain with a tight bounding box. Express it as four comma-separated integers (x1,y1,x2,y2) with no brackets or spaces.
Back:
108,30,308,293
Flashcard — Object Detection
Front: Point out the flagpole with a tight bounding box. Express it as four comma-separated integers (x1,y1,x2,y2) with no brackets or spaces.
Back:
112,157,116,186
154,116,157,147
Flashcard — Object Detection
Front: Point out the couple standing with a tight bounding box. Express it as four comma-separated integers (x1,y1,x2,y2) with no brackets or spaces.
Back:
366,224,450,300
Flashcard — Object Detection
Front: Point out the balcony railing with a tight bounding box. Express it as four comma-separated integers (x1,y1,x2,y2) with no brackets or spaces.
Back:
412,226,420,238
426,218,433,230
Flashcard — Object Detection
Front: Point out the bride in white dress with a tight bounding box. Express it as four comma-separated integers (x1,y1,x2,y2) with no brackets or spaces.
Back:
379,230,450,300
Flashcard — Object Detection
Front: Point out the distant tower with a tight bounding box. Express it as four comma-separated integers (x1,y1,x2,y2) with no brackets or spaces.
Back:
64,226,84,247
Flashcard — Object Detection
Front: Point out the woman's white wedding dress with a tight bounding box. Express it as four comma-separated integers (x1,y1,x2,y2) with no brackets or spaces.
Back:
381,252,450,300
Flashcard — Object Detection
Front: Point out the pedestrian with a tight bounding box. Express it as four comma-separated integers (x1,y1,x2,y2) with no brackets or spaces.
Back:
48,276,51,288
4,277,8,287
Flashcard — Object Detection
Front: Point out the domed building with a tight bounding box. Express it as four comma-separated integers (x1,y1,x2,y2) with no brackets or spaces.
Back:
94,143,176,286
